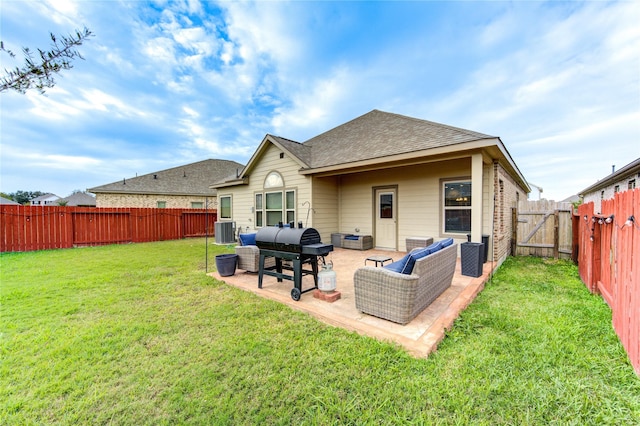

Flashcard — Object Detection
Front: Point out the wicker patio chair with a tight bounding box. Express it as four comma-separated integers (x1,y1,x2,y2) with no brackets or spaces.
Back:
235,233,275,273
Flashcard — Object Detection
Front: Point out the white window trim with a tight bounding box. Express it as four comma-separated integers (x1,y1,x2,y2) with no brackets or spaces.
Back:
255,190,297,227
219,195,232,220
255,193,263,227
442,180,472,234
265,191,283,226
285,189,296,224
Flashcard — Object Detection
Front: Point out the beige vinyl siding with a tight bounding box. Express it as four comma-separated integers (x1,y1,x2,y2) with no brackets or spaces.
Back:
230,143,312,233
310,176,340,242
479,160,494,258
338,159,474,251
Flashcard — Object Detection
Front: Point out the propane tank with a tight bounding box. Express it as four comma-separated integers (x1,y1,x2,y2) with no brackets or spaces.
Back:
317,261,337,293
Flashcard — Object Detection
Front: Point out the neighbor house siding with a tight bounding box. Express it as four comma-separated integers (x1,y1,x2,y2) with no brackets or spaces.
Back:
582,175,638,213
95,193,211,209
231,143,312,234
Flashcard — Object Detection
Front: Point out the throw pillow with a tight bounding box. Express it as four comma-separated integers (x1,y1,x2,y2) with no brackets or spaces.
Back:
239,233,257,246
440,237,454,248
383,253,415,274
410,241,441,261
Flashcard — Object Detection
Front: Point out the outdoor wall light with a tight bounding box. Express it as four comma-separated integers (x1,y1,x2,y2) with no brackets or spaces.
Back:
583,215,588,221
591,216,597,223
605,215,614,224
598,218,604,225
625,215,635,227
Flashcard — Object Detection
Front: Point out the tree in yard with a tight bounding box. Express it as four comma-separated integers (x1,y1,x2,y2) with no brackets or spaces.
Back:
0,27,93,94
7,190,45,205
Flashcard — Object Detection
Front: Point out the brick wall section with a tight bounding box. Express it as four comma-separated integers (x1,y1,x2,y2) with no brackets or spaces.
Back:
95,193,213,208
493,161,524,264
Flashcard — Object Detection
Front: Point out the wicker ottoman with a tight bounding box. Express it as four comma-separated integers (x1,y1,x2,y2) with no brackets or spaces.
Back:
405,236,433,252
342,235,373,250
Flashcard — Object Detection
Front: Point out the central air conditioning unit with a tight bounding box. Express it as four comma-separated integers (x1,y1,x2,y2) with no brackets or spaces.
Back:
214,221,236,244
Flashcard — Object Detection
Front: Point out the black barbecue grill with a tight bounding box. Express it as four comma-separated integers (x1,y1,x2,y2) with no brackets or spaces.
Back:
256,222,333,300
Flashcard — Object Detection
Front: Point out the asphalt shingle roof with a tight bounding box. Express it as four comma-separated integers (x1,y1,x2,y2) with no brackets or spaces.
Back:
270,135,312,167
301,110,496,168
58,192,96,206
88,159,244,196
0,196,20,205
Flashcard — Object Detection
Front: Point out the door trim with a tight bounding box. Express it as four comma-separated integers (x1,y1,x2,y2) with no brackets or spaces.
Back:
373,185,398,250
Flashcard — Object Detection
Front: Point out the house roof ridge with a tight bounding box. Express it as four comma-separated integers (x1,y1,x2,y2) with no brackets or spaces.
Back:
88,158,245,194
268,134,303,145
132,158,241,179
374,109,496,140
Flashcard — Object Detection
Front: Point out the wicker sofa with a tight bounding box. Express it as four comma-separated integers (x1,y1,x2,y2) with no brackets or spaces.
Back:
235,233,275,273
354,240,457,324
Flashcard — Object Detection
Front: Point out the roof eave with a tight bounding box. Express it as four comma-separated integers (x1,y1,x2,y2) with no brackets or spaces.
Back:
89,189,218,196
210,177,250,189
299,138,494,172
578,158,640,196
238,134,308,179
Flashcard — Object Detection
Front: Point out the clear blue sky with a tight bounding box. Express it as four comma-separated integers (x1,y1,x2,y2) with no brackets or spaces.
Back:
1,0,638,201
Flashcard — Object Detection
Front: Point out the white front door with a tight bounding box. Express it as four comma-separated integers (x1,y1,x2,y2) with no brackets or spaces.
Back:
375,188,396,250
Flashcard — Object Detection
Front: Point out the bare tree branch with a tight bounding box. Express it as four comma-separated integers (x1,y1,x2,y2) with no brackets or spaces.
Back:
1,27,93,95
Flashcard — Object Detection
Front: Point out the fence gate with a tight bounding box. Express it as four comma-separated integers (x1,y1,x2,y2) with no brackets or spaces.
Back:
513,200,574,259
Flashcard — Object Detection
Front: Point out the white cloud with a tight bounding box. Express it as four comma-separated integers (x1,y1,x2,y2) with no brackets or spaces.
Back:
182,106,200,118
25,88,83,120
1,0,637,201
478,9,519,48
143,36,177,65
223,2,301,65
271,66,355,137
39,0,81,26
2,145,102,170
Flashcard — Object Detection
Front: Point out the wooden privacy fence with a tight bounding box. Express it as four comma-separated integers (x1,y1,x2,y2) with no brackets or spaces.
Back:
513,199,574,259
577,188,639,376
1,205,218,252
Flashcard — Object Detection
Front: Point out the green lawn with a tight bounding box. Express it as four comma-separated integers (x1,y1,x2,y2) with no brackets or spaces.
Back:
1,239,638,424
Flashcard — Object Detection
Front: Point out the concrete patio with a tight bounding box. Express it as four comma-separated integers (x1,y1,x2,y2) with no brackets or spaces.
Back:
208,247,496,357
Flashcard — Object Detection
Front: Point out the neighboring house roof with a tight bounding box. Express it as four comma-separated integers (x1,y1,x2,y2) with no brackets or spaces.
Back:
0,196,20,205
578,157,640,196
562,195,580,204
88,159,244,196
58,192,96,207
223,109,529,191
31,193,60,203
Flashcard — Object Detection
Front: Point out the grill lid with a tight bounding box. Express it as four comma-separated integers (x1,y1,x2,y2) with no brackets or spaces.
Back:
256,223,322,252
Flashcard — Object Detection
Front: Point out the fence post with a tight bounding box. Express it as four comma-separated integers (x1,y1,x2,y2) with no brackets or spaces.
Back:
511,207,517,256
571,210,579,263
553,209,559,260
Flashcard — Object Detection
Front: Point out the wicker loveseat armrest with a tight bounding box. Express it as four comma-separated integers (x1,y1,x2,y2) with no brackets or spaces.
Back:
354,267,420,325
235,244,275,272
